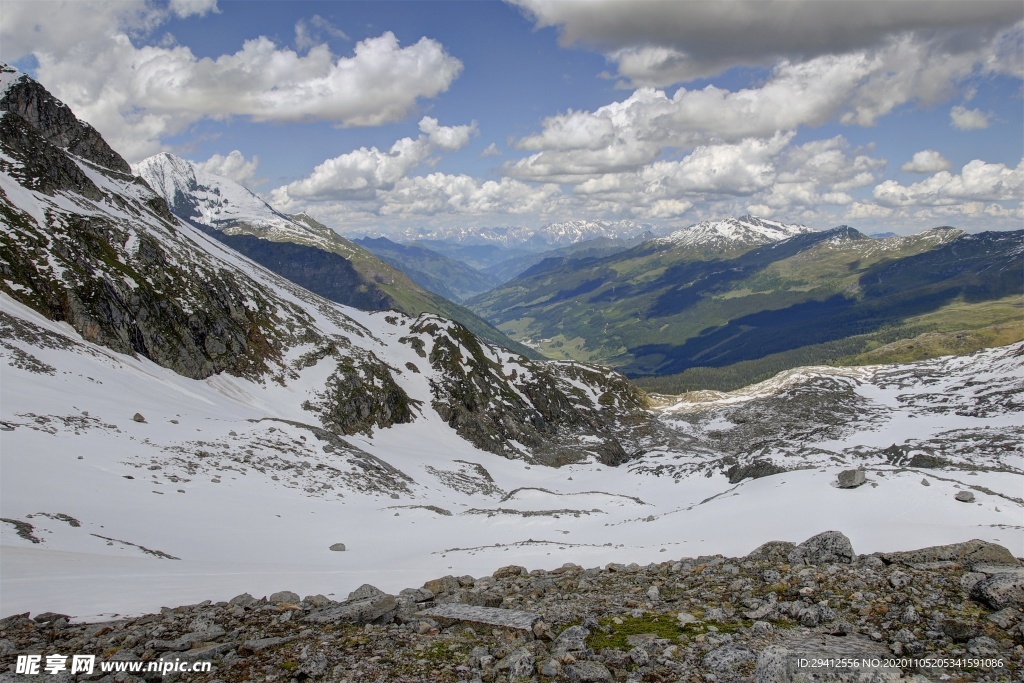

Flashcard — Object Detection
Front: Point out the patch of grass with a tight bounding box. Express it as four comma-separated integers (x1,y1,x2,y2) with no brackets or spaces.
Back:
419,642,465,667
587,613,685,651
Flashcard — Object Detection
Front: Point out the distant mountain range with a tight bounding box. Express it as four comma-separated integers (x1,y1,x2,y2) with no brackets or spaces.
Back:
380,219,665,249
133,153,533,356
468,219,1024,390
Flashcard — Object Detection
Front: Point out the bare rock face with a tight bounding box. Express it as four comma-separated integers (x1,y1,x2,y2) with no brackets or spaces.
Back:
0,66,131,175
413,316,650,467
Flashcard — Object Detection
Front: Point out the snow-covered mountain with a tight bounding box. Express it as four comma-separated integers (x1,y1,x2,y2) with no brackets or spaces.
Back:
132,152,531,354
387,219,662,249
133,153,359,256
656,215,815,249
2,64,1021,622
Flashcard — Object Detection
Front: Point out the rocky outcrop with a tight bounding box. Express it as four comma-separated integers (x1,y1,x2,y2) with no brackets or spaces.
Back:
0,65,131,175
1,533,1020,682
412,316,651,466
879,539,1021,570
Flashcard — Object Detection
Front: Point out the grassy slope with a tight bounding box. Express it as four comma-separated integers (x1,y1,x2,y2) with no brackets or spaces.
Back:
211,216,539,358
470,227,1023,388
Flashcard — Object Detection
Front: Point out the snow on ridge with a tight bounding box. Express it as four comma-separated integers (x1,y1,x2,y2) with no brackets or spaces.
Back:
133,153,341,252
0,63,24,100
657,215,814,248
382,219,660,248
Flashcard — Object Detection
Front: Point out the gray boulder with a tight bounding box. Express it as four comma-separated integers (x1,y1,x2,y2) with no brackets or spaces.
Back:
562,660,612,682
955,491,976,503
495,647,535,679
970,573,1024,610
268,590,299,604
837,468,866,488
789,531,855,566
746,540,797,563
702,643,756,674
304,584,398,625
880,539,1018,569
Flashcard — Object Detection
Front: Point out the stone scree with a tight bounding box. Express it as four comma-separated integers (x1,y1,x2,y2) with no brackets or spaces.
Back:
0,531,1021,682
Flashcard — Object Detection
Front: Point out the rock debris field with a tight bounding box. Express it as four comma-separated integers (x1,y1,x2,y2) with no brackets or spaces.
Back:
2,531,1022,682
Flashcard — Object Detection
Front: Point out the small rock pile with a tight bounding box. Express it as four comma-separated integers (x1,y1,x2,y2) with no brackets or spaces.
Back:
1,532,1021,682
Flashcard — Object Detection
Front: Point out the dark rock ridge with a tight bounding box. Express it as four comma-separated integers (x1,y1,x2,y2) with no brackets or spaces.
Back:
411,316,651,466
2,532,1020,682
0,65,131,175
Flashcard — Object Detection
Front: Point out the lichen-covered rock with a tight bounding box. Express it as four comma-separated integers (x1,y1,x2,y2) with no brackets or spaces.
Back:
880,539,1019,569
970,573,1024,610
746,540,797,563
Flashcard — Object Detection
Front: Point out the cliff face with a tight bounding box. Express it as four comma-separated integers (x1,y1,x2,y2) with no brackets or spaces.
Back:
0,65,131,175
0,102,293,381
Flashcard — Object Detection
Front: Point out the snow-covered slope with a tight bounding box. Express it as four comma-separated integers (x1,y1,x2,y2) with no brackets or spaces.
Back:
2,64,1021,622
656,215,815,249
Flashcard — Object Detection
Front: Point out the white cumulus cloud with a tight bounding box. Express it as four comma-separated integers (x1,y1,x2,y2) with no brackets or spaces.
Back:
270,118,477,205
873,159,1024,207
168,0,219,19
950,105,991,130
901,150,952,174
0,3,463,161
196,150,259,186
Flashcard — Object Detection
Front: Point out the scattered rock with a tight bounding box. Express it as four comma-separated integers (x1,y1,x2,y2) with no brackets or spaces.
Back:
132,412,146,423
3,533,1020,682
955,490,976,503
329,542,347,551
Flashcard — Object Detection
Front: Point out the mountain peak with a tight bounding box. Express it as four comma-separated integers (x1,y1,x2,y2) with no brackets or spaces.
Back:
0,62,131,175
658,215,814,249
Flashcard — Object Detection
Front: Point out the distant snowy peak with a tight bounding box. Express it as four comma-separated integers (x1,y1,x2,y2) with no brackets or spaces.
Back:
389,219,661,248
133,153,349,254
134,152,282,227
535,219,660,246
658,215,815,249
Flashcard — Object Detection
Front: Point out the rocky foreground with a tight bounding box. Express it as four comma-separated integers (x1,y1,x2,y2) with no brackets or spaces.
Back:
1,532,1022,682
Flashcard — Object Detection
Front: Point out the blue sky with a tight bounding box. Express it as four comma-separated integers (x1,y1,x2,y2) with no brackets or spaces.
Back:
2,0,1022,235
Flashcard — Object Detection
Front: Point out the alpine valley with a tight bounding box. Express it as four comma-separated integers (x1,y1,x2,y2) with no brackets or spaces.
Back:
0,64,1022,680
467,217,1024,392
